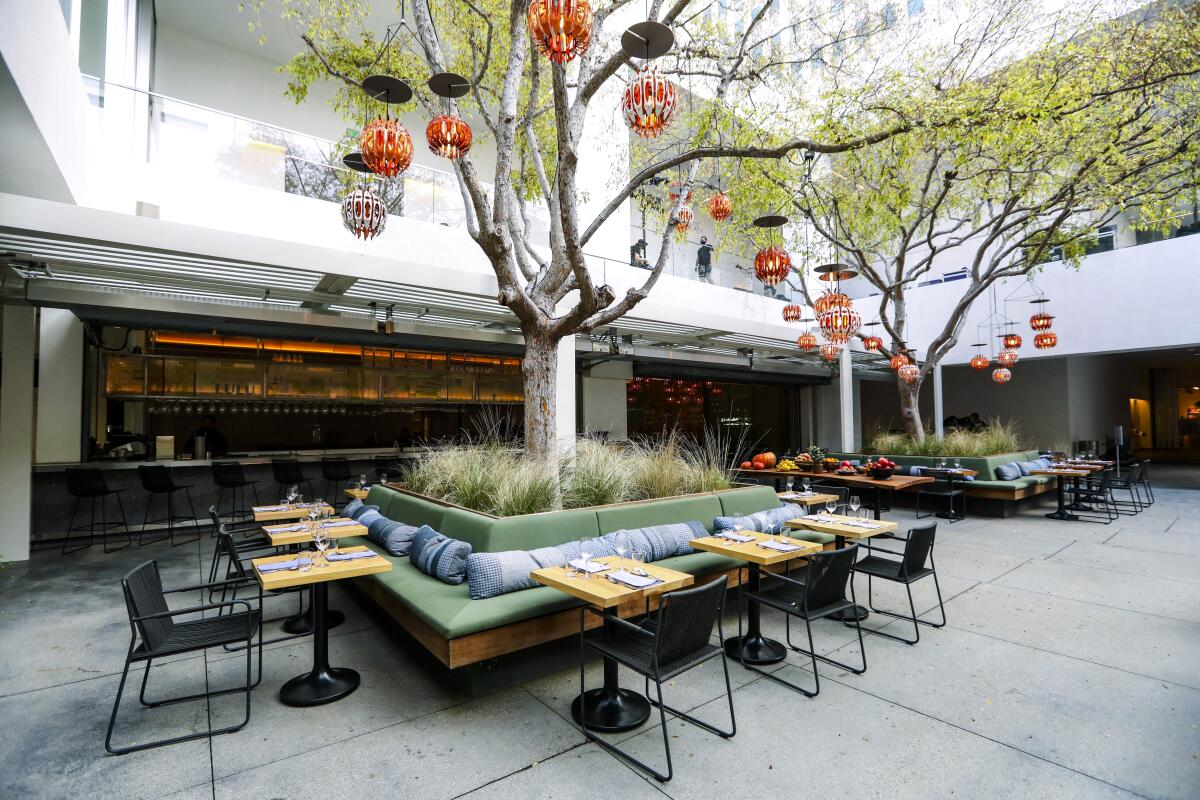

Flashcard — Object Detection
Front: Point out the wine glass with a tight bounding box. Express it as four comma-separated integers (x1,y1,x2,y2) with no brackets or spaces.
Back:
286,484,299,505
614,532,629,571
785,476,795,494
824,498,837,517
849,495,861,516
802,477,812,494
358,473,368,489
313,529,329,568
578,538,594,579
954,459,962,471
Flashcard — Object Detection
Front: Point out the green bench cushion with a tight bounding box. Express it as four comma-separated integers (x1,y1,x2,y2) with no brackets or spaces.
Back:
717,485,781,517
439,506,601,553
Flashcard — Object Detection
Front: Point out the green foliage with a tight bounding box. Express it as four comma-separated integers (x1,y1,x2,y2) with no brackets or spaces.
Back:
867,419,1024,457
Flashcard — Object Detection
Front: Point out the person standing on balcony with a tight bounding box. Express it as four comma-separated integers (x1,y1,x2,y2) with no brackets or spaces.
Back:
696,236,714,283
630,238,650,269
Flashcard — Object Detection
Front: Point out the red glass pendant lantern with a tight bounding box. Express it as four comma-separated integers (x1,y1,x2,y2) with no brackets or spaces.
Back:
819,343,841,362
1030,312,1054,331
1034,331,1058,349
862,335,883,352
426,115,473,159
997,348,1019,367
528,0,593,64
813,290,851,315
361,116,414,177
1002,331,1023,349
622,65,677,138
341,184,387,240
754,245,791,286
782,304,803,323
818,306,862,345
970,353,990,370
797,330,818,351
674,205,694,234
898,363,920,384
889,352,910,371
992,367,1012,384
707,192,732,222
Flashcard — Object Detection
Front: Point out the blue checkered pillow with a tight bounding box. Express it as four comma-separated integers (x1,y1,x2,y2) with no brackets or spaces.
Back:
713,503,804,534
466,546,571,600
343,500,378,520
995,463,1022,481
603,521,706,560
410,526,472,585
367,517,420,556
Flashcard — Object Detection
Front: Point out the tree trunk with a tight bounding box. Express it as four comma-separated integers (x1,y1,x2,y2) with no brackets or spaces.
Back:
521,332,559,460
897,377,925,442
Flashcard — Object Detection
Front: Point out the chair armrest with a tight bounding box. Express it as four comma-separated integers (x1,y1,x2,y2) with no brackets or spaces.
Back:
759,570,807,589
132,599,252,622
601,614,657,639
863,546,904,558
163,576,258,594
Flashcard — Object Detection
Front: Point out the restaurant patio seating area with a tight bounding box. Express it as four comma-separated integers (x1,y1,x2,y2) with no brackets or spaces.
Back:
3,465,1197,799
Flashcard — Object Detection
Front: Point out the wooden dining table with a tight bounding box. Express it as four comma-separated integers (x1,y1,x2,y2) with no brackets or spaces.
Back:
259,518,367,634
1031,468,1091,520
805,472,934,520
786,513,898,620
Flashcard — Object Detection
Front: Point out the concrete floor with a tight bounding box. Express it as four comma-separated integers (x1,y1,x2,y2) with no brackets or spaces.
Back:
2,466,1198,800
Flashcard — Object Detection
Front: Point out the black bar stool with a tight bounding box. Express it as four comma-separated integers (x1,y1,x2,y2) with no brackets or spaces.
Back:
320,457,353,508
63,467,132,555
212,461,259,528
271,458,314,501
137,465,199,547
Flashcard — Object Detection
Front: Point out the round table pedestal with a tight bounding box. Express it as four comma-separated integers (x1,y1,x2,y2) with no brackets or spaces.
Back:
1045,510,1079,521
571,686,651,733
280,666,360,707
723,633,786,665
282,604,345,635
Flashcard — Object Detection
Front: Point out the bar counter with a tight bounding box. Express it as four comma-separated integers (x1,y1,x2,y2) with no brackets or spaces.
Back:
33,447,421,472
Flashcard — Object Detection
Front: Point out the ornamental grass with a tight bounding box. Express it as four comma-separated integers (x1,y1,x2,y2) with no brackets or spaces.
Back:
867,418,1025,457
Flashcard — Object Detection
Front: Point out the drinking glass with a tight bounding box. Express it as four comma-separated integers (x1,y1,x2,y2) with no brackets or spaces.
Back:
631,550,647,577
359,473,368,489
785,476,795,493
802,477,812,494
779,526,792,546
313,530,329,568
578,538,594,579
825,499,837,516
849,495,861,516
614,532,629,571
286,485,299,505
326,536,338,557
954,459,962,471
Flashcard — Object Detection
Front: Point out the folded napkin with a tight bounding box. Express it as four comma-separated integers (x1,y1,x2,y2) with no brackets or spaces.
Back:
607,569,661,589
294,502,326,509
568,559,609,574
840,519,884,529
758,539,806,552
253,505,289,513
257,557,310,573
778,492,815,500
321,519,358,528
326,550,374,562
802,514,834,521
716,531,755,543
266,523,306,533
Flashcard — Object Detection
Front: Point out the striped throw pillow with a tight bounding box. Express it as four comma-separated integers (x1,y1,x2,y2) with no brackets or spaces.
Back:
714,503,805,535
410,526,472,585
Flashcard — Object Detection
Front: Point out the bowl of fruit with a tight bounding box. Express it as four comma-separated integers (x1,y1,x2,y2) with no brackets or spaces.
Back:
867,457,896,480
834,460,857,475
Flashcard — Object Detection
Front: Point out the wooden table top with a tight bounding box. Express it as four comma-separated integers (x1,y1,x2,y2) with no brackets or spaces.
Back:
777,491,841,507
920,467,979,478
808,472,935,491
531,555,693,609
252,503,334,522
786,513,898,540
252,545,392,590
262,518,369,546
1031,468,1091,477
1048,463,1104,472
344,487,369,500
690,530,822,566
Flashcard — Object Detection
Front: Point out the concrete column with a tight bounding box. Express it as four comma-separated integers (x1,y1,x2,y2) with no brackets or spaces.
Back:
36,308,85,463
555,334,576,452
933,363,944,438
838,344,855,452
581,360,632,440
1,305,37,562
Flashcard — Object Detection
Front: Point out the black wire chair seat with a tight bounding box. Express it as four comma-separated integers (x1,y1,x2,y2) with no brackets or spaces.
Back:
746,580,857,621
853,555,935,583
588,620,723,682
131,612,260,661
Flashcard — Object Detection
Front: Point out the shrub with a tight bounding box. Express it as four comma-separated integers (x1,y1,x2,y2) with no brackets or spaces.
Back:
866,418,1024,457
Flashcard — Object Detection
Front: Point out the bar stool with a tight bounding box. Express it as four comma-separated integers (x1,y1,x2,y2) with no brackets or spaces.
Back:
63,467,132,555
212,461,259,528
320,457,353,508
137,464,199,547
271,458,314,500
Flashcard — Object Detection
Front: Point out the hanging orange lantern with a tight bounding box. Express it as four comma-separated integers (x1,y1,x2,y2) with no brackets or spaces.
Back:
1002,331,1023,349
992,367,1012,384
782,304,803,323
889,352,910,371
622,65,676,138
1034,331,1058,349
674,205,694,234
707,192,732,222
361,116,414,177
818,306,862,344
668,181,691,203
796,331,818,351
813,290,851,315
970,353,990,370
997,348,1019,367
754,246,791,286
820,343,841,362
528,0,593,64
898,363,920,384
426,114,473,159
862,335,883,352
1030,312,1054,331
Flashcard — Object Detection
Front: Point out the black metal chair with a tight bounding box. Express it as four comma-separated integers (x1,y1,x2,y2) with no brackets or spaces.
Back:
105,561,262,755
915,472,965,522
209,524,308,650
1108,462,1146,514
578,578,735,783
1063,470,1118,523
856,521,946,644
136,465,199,547
271,458,314,501
1138,459,1155,505
744,544,867,698
211,461,259,527
62,467,131,555
206,506,274,593
320,457,353,508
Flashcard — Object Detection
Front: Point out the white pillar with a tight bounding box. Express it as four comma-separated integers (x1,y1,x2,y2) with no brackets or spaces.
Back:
581,360,631,440
556,335,576,452
1,305,37,562
838,344,855,452
933,363,945,438
36,308,84,463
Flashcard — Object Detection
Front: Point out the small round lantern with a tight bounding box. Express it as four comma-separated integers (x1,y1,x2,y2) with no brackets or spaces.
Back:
754,245,791,286
862,335,883,352
820,343,841,363
898,363,920,384
528,0,593,64
992,367,1012,384
707,192,732,222
818,306,862,345
674,205,694,234
889,352,910,371
970,354,990,371
341,184,387,240
797,331,818,351
361,116,414,177
997,348,1019,367
426,114,473,159
1034,331,1058,349
1030,312,1054,331
782,304,803,323
814,290,851,315
1002,331,1023,349
622,65,677,138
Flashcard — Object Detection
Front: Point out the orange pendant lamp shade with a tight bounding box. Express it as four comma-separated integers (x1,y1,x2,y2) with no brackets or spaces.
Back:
862,335,883,352
1030,312,1054,331
426,115,473,160
992,367,1012,384
361,117,414,177
997,348,1019,367
970,354,990,370
707,192,732,222
797,331,818,351
674,205,694,234
1003,332,1023,349
622,65,676,138
898,363,920,383
889,352,910,371
754,246,791,286
1034,331,1058,349
820,343,841,362
528,0,593,64
782,304,803,323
